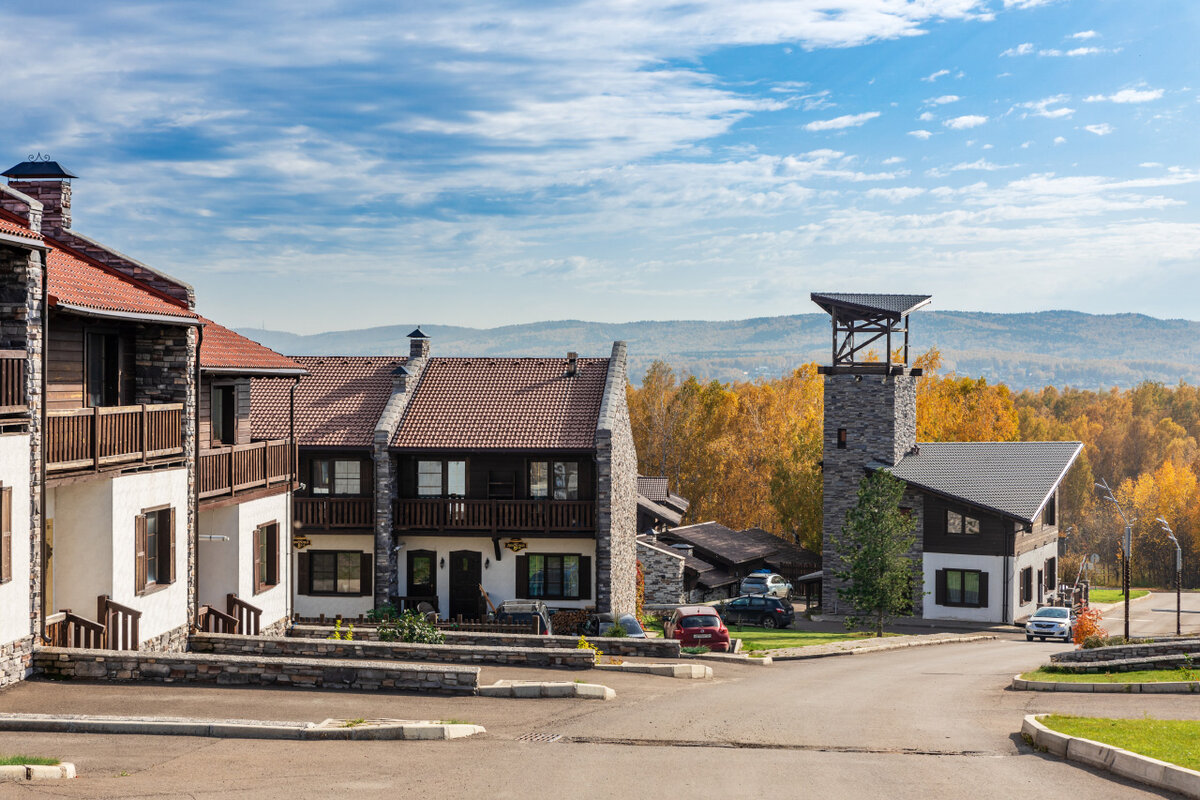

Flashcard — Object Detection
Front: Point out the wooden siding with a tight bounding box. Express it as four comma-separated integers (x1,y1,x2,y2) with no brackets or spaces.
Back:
199,376,253,448
395,454,596,501
47,314,134,411
920,492,1012,557
295,450,374,498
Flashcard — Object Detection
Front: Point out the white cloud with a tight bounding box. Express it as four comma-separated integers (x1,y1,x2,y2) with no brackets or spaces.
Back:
908,129,933,139
882,156,905,164
944,115,988,129
1020,141,1031,148
1085,123,1114,136
951,159,1013,171
926,95,960,105
919,111,935,121
1085,88,1164,103
1071,30,1098,40
1054,136,1067,144
1140,162,1163,168
1040,46,1117,57
865,186,926,202
1016,94,1074,119
804,111,881,131
1003,0,1057,7
922,69,951,82
1002,43,1034,57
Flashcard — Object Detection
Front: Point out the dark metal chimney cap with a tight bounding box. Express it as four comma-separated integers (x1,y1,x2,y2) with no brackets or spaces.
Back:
407,327,429,339
3,157,78,180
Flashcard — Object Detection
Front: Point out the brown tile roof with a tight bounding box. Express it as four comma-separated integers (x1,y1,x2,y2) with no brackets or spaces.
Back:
45,236,197,322
0,212,42,241
251,355,405,448
391,357,609,451
199,317,304,374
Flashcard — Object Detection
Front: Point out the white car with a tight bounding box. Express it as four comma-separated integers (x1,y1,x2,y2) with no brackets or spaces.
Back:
1025,606,1074,642
739,572,792,598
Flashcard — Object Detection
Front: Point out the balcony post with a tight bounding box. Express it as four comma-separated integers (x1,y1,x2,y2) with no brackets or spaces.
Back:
91,407,100,471
228,444,236,497
141,404,148,463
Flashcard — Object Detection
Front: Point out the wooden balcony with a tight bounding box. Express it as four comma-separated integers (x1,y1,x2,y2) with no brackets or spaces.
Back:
294,496,375,531
47,403,183,472
198,439,295,501
0,350,25,416
393,498,595,534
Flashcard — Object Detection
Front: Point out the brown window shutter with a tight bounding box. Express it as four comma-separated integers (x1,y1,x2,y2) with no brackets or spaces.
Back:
515,555,529,599
359,551,373,597
297,551,310,594
253,525,263,590
934,569,946,606
134,514,148,594
977,571,989,608
578,555,591,601
0,486,11,583
166,508,176,584
267,523,279,586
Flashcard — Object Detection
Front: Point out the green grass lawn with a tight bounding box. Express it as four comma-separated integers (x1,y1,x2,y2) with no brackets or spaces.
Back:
1021,667,1200,683
730,627,893,652
1088,589,1150,604
1041,715,1200,771
0,755,60,766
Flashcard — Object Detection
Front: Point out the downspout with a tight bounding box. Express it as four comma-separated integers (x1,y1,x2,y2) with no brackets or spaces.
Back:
192,323,204,629
288,377,298,622
37,254,48,641
1003,524,1012,624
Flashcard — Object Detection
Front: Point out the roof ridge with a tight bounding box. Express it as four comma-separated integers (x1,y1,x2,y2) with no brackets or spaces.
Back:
45,233,193,312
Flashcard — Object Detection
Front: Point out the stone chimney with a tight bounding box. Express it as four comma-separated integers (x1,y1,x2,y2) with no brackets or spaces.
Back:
3,157,77,239
0,184,42,234
566,351,578,377
407,327,430,361
392,364,412,393
670,543,694,558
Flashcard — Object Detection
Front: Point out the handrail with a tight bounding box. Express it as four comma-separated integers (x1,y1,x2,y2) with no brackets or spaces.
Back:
198,438,294,500
197,604,240,634
0,351,26,414
99,594,141,651
227,593,262,636
393,498,595,533
46,403,184,471
57,608,106,649
293,496,374,530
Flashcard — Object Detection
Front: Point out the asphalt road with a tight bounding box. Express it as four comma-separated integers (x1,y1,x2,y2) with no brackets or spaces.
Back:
0,634,1193,799
1100,590,1200,637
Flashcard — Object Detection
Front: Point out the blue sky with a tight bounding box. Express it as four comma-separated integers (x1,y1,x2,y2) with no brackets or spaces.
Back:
5,0,1198,333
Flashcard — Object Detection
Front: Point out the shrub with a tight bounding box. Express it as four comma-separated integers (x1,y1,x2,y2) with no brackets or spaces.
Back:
367,603,399,622
326,619,353,640
577,635,602,656
681,645,710,655
377,610,444,644
1072,607,1106,647
603,623,629,638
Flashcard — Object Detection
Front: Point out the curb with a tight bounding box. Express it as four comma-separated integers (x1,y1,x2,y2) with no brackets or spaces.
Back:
1089,591,1156,614
1011,674,1200,693
478,681,615,700
768,633,998,661
0,763,76,781
0,713,484,741
682,652,772,666
1022,714,1200,799
593,663,712,679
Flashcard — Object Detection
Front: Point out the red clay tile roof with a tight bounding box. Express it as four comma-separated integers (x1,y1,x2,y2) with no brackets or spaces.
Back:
251,356,405,448
199,316,304,374
0,212,42,241
392,357,609,451
42,234,196,322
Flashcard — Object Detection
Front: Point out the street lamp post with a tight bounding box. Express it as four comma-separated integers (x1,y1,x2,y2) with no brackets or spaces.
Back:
1158,517,1182,637
1096,479,1135,640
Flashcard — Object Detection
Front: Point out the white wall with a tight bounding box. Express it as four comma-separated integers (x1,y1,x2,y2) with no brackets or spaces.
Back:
229,493,290,628
1013,539,1060,622
0,433,30,646
922,552,1006,623
48,479,114,620
397,536,598,618
293,533,374,619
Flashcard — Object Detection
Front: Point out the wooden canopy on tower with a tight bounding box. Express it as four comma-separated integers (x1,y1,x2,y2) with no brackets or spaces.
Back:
810,292,931,372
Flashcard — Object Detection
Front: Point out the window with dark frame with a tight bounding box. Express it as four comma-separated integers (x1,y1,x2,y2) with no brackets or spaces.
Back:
211,384,236,445
135,506,174,595
837,428,847,449
311,458,366,496
307,551,367,595
518,553,591,600
530,461,579,500
935,568,988,608
253,521,279,593
417,460,466,497
1044,494,1056,526
86,331,121,407
946,509,980,535
1020,566,1033,604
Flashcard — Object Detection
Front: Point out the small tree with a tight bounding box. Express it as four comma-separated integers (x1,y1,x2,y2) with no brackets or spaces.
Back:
834,470,920,637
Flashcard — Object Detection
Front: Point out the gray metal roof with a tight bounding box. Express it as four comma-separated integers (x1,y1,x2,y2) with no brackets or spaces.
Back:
3,160,78,179
810,292,932,318
878,441,1084,523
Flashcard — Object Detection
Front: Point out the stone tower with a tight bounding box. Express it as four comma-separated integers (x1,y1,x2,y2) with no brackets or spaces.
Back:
813,293,930,612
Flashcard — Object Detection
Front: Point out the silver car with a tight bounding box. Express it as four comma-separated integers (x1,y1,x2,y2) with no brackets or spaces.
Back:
1025,606,1074,641
739,572,792,598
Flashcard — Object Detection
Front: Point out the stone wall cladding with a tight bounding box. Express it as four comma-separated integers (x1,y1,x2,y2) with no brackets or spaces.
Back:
821,371,919,612
191,632,595,669
260,616,289,638
0,636,33,688
289,625,683,658
595,341,637,616
638,539,685,605
1052,639,1200,664
140,622,190,653
1045,651,1200,673
33,647,477,694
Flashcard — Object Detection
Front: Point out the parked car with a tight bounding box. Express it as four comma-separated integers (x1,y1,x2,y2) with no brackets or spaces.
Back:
664,606,730,652
716,595,795,629
1025,606,1074,642
495,600,553,635
739,571,792,598
582,613,646,638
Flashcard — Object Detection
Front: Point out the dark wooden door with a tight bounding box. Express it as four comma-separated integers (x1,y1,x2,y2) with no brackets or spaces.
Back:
448,550,482,620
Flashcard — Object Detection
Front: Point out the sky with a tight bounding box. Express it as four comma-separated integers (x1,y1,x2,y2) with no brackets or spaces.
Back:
4,0,1199,333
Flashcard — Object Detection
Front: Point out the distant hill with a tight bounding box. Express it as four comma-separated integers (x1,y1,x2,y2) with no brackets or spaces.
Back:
237,310,1200,391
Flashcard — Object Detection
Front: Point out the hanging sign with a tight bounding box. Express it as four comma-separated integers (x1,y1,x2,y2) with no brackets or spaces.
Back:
292,535,312,550
504,538,528,553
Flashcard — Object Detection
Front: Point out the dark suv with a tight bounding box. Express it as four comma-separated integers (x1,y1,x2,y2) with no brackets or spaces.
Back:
716,595,795,628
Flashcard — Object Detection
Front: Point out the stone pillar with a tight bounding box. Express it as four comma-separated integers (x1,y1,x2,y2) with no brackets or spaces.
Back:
7,180,69,238
595,341,637,616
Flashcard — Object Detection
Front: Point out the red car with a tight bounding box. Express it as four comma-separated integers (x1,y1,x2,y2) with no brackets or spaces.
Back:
665,606,731,652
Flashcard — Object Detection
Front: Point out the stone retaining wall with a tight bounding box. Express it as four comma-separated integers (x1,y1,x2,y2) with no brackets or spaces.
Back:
1044,651,1200,673
288,625,682,657
191,633,595,669
33,647,477,694
141,622,190,653
1051,639,1200,663
0,637,33,689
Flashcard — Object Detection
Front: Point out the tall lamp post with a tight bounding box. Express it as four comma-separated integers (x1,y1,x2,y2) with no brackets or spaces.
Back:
1158,517,1182,637
1096,479,1135,640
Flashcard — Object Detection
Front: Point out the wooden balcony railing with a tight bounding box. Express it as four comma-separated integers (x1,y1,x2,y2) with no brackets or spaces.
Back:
227,593,262,636
293,496,375,530
393,498,595,533
43,595,142,651
198,439,295,500
0,350,26,415
197,604,239,634
46,403,184,472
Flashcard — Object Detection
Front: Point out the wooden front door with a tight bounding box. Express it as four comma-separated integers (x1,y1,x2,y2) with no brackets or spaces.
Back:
448,550,482,620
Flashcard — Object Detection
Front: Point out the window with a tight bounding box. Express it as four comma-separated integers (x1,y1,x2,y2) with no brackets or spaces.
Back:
135,507,174,594
947,509,980,535
211,385,236,445
1044,494,1056,526
407,549,436,597
837,428,847,449
530,462,549,499
311,460,331,495
553,463,578,500
417,460,466,497
1045,557,1057,590
312,459,365,496
301,550,372,596
1020,566,1033,604
530,461,580,500
253,522,279,593
935,568,988,608
517,553,591,600
86,332,121,407
0,485,11,584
